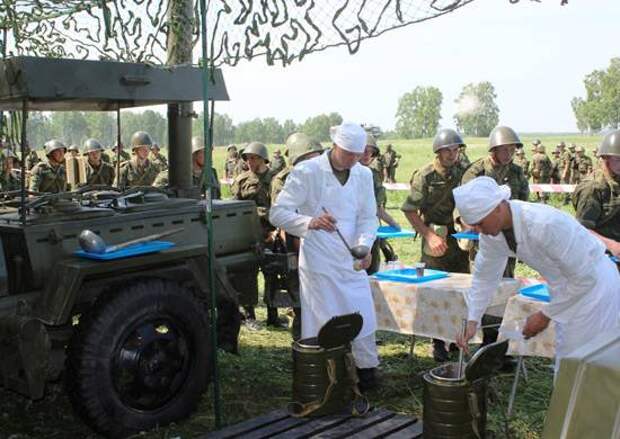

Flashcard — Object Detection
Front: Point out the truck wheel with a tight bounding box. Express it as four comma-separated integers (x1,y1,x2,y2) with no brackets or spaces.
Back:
65,279,211,437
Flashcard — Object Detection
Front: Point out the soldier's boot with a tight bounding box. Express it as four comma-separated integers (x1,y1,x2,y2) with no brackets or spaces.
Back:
432,339,449,363
292,307,302,341
266,306,288,328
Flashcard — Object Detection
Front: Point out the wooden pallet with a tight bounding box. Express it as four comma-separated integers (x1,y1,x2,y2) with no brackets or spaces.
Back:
205,407,423,438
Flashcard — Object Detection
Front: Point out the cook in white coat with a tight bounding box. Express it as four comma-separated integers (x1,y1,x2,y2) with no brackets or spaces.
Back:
454,177,620,369
269,122,380,386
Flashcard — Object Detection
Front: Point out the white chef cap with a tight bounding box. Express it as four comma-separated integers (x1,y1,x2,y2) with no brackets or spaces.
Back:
453,176,511,225
329,122,367,154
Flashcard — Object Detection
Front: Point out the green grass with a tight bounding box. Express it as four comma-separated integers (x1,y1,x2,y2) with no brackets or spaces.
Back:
2,134,599,438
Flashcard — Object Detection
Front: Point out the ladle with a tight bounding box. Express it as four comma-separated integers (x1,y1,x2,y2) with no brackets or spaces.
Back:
321,207,369,259
79,227,184,254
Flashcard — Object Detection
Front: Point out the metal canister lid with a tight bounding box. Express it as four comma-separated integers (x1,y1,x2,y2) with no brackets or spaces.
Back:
465,339,509,382
317,313,363,350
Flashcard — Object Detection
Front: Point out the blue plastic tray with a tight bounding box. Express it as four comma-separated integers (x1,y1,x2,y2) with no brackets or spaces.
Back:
452,232,479,240
376,226,416,239
374,268,449,284
519,284,550,303
74,241,176,261
611,255,619,263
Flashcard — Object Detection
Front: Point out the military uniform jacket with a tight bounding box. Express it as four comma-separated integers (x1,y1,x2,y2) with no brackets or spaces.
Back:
150,152,168,171
573,171,620,241
154,167,221,199
459,151,471,169
29,161,67,193
0,171,20,192
560,151,573,182
232,159,248,178
382,150,401,168
531,153,552,182
271,165,292,203
110,150,131,167
225,157,238,179
513,156,530,178
402,159,463,226
270,155,286,175
26,152,41,170
550,157,562,183
368,158,386,208
231,169,273,231
462,157,529,201
575,155,593,177
115,158,160,190
85,161,115,186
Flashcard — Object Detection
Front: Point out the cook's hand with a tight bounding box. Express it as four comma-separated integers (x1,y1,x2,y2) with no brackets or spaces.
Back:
456,320,478,353
309,213,337,232
523,311,550,339
358,251,372,270
608,240,620,258
424,231,448,256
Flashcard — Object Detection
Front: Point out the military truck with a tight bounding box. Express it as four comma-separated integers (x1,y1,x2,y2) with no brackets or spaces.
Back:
0,57,262,437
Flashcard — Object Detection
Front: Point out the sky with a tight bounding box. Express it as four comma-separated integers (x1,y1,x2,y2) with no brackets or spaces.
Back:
209,0,620,133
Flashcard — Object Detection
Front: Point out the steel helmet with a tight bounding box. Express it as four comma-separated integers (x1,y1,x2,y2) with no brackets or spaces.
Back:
552,148,560,155
44,139,67,156
575,145,585,153
537,144,546,154
130,131,153,150
432,129,465,153
68,144,80,153
488,126,523,151
150,143,160,151
365,133,380,156
286,132,323,165
191,136,205,154
226,144,237,152
241,141,269,163
598,130,620,157
83,138,104,154
569,143,576,150
532,139,541,146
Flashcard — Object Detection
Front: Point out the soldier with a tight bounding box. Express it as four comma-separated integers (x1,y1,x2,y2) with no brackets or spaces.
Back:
574,146,593,182
360,134,400,275
0,149,21,192
530,144,553,202
25,146,41,171
573,130,620,258
231,142,282,327
29,139,67,193
115,131,161,190
531,139,541,155
83,139,115,186
67,145,80,159
459,144,471,168
109,143,131,168
513,148,530,180
270,148,286,175
402,129,469,362
382,143,401,183
559,141,573,204
232,145,249,178
149,143,168,172
224,144,239,180
550,147,562,184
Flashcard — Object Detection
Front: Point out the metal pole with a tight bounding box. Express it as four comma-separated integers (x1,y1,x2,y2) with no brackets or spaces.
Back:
199,0,222,428
116,107,121,186
19,100,27,224
0,27,7,141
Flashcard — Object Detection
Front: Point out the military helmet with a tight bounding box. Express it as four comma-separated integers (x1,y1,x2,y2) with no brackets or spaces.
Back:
575,145,585,153
488,126,523,151
286,132,323,165
226,144,237,152
537,144,546,154
44,139,67,156
569,143,576,150
532,139,541,146
130,131,153,150
598,130,620,157
83,138,104,154
559,141,566,147
241,141,269,163
150,143,160,151
68,144,80,153
191,136,205,154
515,149,524,156
432,128,465,153
365,133,380,155
552,148,561,155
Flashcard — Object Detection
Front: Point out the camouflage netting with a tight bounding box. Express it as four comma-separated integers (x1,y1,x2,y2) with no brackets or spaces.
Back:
0,0,485,66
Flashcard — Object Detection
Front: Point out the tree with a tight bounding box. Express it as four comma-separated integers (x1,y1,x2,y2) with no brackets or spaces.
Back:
300,112,343,142
453,82,499,137
282,119,297,140
395,86,442,139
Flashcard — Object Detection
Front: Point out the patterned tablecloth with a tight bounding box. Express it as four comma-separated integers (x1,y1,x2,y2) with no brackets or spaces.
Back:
371,273,520,343
498,294,556,358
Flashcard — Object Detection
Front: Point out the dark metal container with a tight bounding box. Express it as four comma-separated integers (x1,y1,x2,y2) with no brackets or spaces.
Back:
291,313,363,417
423,340,508,439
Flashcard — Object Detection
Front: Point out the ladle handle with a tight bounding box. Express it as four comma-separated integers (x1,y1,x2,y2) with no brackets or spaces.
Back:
106,227,184,253
457,318,467,379
321,206,353,253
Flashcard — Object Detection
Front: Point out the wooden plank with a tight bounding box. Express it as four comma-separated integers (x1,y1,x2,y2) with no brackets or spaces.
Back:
269,414,353,439
206,409,290,439
384,420,424,438
241,416,310,439
352,414,418,438
312,408,396,439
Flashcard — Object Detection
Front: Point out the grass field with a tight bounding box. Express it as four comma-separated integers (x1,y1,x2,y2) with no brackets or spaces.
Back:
0,134,600,438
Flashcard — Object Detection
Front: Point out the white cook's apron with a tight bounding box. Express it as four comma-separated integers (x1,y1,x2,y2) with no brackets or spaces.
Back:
298,170,376,341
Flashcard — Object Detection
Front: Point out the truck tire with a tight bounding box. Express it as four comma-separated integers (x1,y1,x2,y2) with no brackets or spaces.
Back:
65,279,211,437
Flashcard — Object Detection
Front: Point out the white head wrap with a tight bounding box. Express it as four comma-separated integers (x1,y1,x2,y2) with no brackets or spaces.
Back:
453,176,511,225
329,122,367,154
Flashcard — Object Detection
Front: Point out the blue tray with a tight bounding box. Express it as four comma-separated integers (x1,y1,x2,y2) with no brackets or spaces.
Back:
376,226,416,239
519,284,550,303
452,232,479,240
611,255,619,263
74,241,176,261
374,268,449,284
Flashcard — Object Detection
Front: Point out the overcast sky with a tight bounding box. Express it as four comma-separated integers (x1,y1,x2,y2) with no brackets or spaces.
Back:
210,0,619,133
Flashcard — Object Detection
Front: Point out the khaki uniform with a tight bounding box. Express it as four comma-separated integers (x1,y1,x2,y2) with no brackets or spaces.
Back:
573,171,620,242
560,150,574,183
402,159,469,273
531,152,553,201
150,152,168,171
270,154,286,175
271,166,291,203
29,161,66,193
550,155,562,184
382,149,401,182
115,158,160,190
459,150,471,169
225,157,239,180
232,159,248,179
0,171,20,192
513,155,530,179
574,155,593,183
231,169,273,234
26,151,41,170
154,168,221,199
461,157,529,277
85,161,115,186
109,149,131,168
369,157,387,208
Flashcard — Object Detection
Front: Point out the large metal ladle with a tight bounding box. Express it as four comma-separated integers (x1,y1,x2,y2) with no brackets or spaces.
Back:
79,227,184,254
321,207,369,259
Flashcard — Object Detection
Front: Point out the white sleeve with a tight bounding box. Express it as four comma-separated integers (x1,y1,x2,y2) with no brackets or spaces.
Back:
466,236,508,323
269,167,313,238
355,170,378,248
